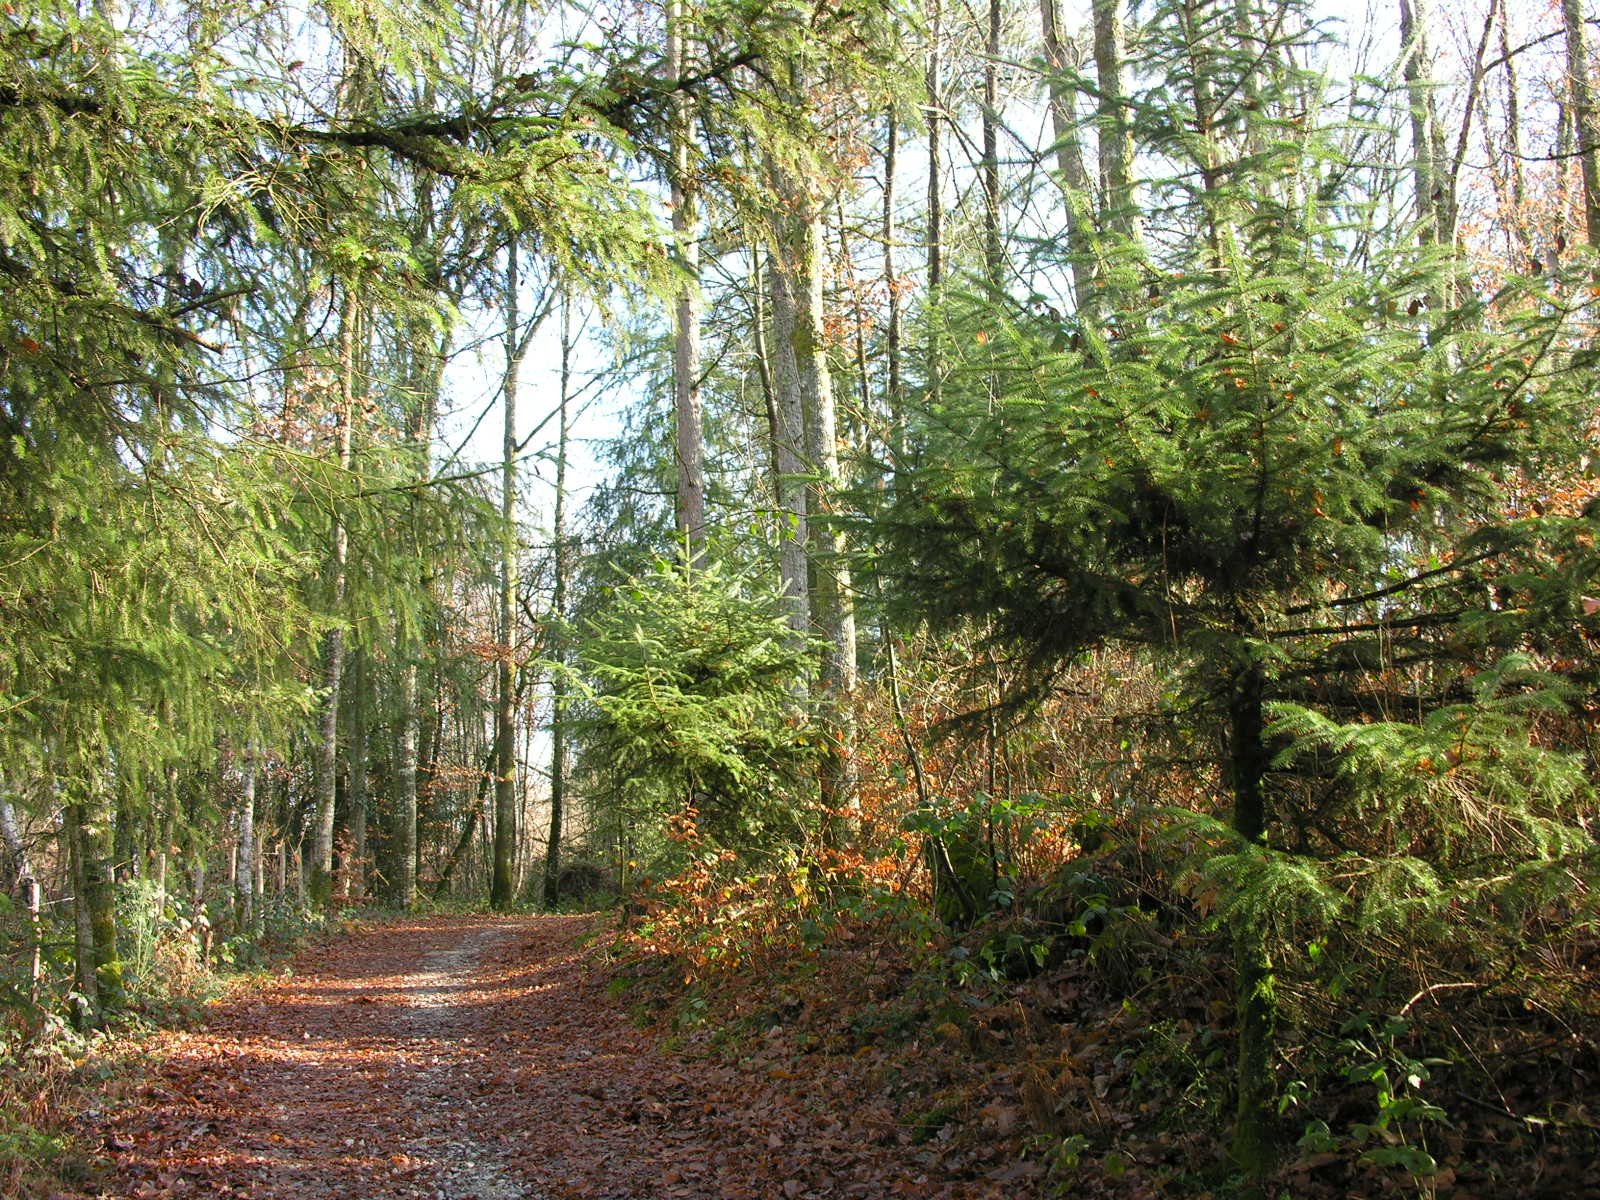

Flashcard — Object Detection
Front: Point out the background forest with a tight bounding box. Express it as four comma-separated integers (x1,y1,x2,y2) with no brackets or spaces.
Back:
3,0,1599,1193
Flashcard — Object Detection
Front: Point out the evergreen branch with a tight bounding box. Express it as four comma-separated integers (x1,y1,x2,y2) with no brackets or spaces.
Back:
592,47,770,130
0,83,99,117
1269,683,1472,711
0,251,224,353
1269,609,1469,639
280,45,769,167
165,287,254,320
1283,548,1500,615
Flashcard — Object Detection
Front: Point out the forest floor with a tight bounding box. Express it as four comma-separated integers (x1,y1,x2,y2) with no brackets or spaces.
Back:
56,913,1001,1200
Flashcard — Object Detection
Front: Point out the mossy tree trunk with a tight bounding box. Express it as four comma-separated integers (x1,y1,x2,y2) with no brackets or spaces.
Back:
67,793,123,1025
1227,657,1276,1178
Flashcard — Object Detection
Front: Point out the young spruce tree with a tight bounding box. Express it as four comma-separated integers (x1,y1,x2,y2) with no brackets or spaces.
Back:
875,0,1599,1174
573,554,822,867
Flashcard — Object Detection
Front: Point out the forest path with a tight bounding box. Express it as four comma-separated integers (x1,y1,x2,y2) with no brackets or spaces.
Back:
80,914,985,1199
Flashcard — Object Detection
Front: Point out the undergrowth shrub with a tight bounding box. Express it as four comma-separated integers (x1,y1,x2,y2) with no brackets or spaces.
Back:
0,1011,92,1195
116,879,210,1011
0,873,362,1197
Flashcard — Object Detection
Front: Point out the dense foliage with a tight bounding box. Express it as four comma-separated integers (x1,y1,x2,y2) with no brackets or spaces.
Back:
575,556,822,861
4,0,1600,1194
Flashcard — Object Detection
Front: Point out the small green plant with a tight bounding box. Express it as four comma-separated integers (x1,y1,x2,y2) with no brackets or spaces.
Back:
1296,1011,1451,1191
1120,1018,1227,1120
672,989,711,1032
1026,1132,1092,1196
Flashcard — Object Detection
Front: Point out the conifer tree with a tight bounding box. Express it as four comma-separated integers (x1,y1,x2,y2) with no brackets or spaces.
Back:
574,555,822,860
874,0,1599,1171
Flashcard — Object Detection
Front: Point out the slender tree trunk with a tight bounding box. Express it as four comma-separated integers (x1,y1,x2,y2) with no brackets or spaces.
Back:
67,792,122,1023
753,250,782,487
1558,85,1577,262
394,665,419,908
1228,662,1275,1179
417,674,443,888
926,0,944,407
1498,4,1532,268
435,805,480,901
236,749,256,933
787,203,859,835
883,110,904,464
841,196,872,452
1184,3,1229,272
1564,0,1600,248
1040,0,1094,311
155,764,176,904
544,297,574,910
1398,0,1442,243
113,788,138,883
1441,1,1498,263
392,303,448,911
0,784,27,893
762,35,858,828
982,0,1003,291
311,289,358,905
347,650,368,899
766,250,811,636
1093,0,1138,251
435,710,523,899
492,248,524,910
66,801,99,1023
668,0,707,560
0,788,41,1003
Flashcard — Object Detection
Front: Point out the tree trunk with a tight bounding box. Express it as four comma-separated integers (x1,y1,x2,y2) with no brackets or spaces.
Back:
1563,0,1600,248
982,0,1003,291
774,192,859,837
67,794,123,1023
668,0,707,561
347,649,369,899
1227,663,1276,1179
418,672,443,888
883,110,905,464
311,289,358,905
1040,0,1095,311
765,250,812,637
1497,4,1532,268
1092,0,1139,251
753,251,782,491
493,247,525,910
436,718,519,899
0,787,41,1003
543,297,575,909
66,801,99,1024
393,299,448,911
1183,1,1230,272
759,49,860,838
1398,0,1443,244
155,764,176,905
236,749,256,933
395,664,419,909
113,787,138,883
926,0,944,407
0,783,28,894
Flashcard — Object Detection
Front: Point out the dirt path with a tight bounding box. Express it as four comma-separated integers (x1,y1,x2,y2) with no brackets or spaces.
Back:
79,915,993,1200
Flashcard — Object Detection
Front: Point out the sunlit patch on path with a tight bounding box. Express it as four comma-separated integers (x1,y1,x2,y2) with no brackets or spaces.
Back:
73,915,995,1199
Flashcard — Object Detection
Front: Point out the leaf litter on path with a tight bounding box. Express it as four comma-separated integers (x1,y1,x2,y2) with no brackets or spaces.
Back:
68,914,1000,1199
